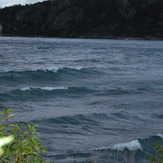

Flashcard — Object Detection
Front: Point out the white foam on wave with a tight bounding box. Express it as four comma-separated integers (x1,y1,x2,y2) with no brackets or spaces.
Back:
3,66,85,73
94,139,142,151
21,87,30,91
38,67,60,73
37,66,84,72
70,66,84,70
40,86,68,91
20,86,68,91
157,133,163,138
112,139,142,151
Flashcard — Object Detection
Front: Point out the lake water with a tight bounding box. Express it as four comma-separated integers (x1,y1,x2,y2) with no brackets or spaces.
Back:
0,37,163,162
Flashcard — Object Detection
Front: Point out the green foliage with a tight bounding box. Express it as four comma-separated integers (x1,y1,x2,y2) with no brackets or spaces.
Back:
0,108,53,163
151,142,163,163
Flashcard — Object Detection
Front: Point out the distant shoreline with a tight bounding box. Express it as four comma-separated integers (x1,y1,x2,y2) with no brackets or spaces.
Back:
1,34,163,41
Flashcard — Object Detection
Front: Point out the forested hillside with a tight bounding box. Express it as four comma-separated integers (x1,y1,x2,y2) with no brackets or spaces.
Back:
0,0,162,39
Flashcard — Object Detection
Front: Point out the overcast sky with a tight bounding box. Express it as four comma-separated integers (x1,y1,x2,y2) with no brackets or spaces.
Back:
0,0,44,8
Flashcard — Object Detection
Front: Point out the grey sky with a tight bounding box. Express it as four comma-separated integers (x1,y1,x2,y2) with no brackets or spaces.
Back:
0,0,44,8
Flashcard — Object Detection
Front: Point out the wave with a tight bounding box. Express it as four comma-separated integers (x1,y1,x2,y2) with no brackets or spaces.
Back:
20,86,68,91
38,66,84,72
0,86,96,99
95,133,163,151
112,139,142,151
0,86,97,102
0,66,99,83
98,134,162,160
93,140,142,152
19,86,94,93
34,113,107,127
0,85,148,101
45,134,163,163
1,66,92,74
157,133,163,138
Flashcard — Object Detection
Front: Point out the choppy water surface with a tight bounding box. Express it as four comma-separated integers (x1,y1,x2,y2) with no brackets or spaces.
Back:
0,37,163,162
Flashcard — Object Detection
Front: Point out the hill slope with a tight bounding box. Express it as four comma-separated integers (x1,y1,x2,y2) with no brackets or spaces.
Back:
0,0,162,39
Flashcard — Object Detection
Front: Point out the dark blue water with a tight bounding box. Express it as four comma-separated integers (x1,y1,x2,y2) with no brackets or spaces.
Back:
0,37,163,162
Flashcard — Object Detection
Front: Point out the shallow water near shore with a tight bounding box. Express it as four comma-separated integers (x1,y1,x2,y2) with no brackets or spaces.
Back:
0,37,163,162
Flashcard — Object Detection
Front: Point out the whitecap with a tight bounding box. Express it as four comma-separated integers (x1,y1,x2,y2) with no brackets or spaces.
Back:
93,139,142,151
20,87,30,91
39,86,68,91
112,139,142,151
37,66,84,72
69,66,84,70
156,133,163,138
20,86,68,91
37,67,60,73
